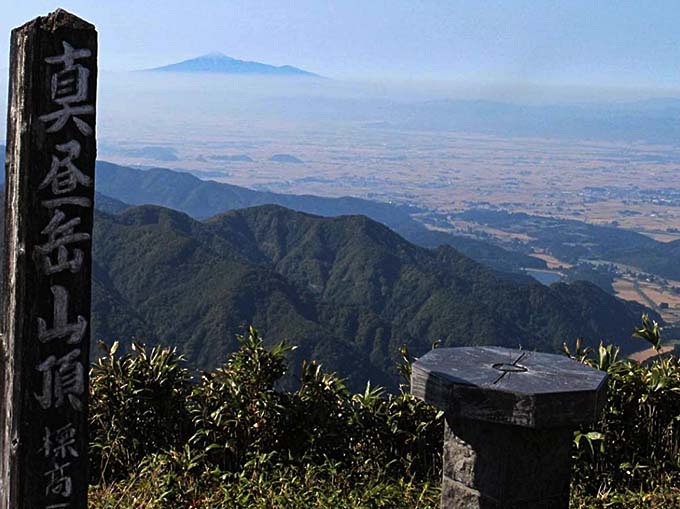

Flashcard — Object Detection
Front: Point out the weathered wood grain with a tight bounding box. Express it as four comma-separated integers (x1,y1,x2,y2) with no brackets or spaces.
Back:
1,9,97,509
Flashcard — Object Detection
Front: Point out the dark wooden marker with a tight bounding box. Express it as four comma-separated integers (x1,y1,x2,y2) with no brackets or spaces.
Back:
1,9,97,509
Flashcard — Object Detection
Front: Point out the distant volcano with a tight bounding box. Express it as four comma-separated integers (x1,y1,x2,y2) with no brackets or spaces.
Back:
145,52,320,77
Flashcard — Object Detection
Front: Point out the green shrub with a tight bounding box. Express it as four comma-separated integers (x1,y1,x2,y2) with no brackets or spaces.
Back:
89,341,192,482
567,315,680,495
89,327,443,507
88,317,680,507
279,359,443,480
188,326,293,470
279,359,353,464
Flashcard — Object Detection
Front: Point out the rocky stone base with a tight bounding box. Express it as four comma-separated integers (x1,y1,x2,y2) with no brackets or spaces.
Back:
441,417,572,508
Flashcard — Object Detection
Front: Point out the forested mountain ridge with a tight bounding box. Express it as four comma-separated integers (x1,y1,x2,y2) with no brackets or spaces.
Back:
90,204,650,390
0,149,657,389
95,161,418,225
94,161,545,273
0,150,544,273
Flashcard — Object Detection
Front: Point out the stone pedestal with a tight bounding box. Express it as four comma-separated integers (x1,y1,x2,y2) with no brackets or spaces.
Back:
411,347,608,509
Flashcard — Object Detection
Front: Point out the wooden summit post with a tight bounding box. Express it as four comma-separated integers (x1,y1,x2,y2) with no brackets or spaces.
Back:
1,10,97,509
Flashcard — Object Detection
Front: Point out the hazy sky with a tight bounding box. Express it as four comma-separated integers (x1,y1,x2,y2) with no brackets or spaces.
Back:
2,1,680,87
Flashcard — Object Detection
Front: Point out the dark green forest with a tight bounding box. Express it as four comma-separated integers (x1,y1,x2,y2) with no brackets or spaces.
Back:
88,203,650,390
94,161,545,273
0,152,658,390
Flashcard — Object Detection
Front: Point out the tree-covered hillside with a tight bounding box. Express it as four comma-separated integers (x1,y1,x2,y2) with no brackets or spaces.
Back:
0,149,544,273
90,204,649,390
94,161,545,273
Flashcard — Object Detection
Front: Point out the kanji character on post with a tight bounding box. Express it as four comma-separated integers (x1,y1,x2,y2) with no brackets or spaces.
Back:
34,209,90,275
37,285,87,345
40,140,92,195
40,424,79,460
35,349,85,411
44,460,72,497
39,41,94,136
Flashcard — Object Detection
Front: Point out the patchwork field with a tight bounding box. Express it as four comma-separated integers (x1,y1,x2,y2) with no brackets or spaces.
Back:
99,122,680,238
613,277,680,324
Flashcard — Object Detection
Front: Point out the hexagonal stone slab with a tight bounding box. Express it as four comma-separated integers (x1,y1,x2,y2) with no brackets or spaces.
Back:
411,346,607,428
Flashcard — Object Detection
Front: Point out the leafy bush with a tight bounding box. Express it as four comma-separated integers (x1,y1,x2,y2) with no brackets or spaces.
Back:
567,315,680,496
189,326,293,470
88,317,680,507
89,326,443,506
280,357,443,481
89,341,192,482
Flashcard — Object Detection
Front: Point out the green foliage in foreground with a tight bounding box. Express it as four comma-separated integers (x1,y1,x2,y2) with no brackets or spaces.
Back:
571,485,680,509
90,456,440,509
566,314,680,507
89,327,443,508
88,319,680,508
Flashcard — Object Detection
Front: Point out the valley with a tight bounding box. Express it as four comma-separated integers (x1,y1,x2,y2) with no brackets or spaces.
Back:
2,77,680,372
84,78,680,320
613,274,680,324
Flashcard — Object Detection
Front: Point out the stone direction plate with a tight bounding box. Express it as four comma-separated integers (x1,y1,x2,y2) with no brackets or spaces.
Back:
411,346,608,428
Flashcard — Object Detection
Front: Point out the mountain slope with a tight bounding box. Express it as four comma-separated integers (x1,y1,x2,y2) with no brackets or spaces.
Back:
146,52,319,77
90,204,650,390
95,161,545,273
